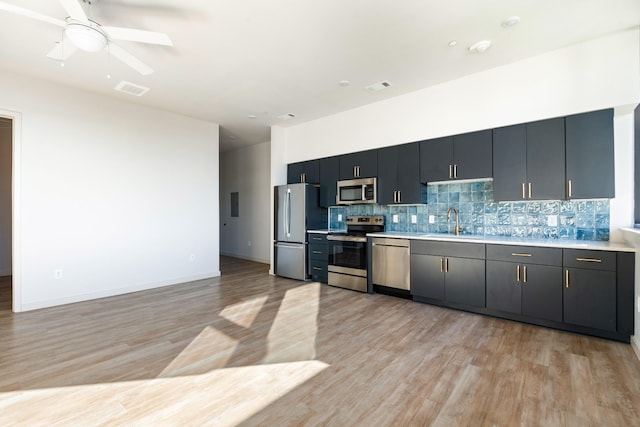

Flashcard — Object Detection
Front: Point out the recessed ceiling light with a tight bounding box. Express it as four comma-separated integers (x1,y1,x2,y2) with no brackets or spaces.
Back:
277,113,296,120
247,114,257,119
339,80,350,87
501,16,521,28
468,40,492,53
448,40,457,47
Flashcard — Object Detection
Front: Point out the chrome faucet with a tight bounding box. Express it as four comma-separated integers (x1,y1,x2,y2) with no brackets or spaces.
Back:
447,207,462,236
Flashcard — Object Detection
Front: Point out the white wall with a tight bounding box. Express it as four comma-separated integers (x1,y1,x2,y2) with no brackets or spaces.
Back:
0,121,10,276
275,28,640,243
0,70,220,312
219,141,271,263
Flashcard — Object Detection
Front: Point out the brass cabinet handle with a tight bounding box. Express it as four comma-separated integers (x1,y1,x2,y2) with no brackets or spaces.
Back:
523,265,527,283
449,164,453,179
528,182,532,199
511,253,532,257
445,258,449,273
576,257,602,263
312,237,323,241
568,179,572,198
312,266,323,271
312,250,323,254
440,257,444,273
516,264,520,282
397,191,401,203
454,164,458,179
522,183,526,199
565,269,570,288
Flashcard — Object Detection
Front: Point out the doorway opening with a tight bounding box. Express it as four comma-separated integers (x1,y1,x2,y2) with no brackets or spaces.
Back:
0,116,11,311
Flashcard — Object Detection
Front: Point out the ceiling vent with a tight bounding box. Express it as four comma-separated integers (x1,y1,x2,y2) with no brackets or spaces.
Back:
114,80,150,97
365,80,391,92
277,113,296,120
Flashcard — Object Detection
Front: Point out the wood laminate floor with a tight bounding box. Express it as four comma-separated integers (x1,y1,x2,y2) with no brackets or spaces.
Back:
0,257,639,426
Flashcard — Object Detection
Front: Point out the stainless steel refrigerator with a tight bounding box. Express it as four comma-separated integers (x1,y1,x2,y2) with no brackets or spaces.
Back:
274,183,326,280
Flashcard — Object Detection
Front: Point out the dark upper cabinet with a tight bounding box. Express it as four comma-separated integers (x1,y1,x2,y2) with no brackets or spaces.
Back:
378,143,420,205
493,124,528,201
339,149,378,180
565,109,615,199
493,119,565,201
526,117,566,200
420,130,492,183
287,160,319,184
319,156,340,207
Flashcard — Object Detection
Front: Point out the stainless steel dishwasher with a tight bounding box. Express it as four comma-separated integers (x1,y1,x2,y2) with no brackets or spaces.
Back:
372,238,410,290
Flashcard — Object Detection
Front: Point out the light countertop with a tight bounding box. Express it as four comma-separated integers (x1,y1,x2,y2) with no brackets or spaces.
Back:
366,231,635,252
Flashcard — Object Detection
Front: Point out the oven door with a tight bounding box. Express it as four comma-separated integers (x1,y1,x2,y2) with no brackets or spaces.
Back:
327,235,367,271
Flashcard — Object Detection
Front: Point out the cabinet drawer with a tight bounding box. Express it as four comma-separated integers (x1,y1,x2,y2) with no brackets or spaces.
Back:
309,243,328,260
308,259,328,283
563,249,616,271
486,245,562,266
308,233,328,243
411,240,485,259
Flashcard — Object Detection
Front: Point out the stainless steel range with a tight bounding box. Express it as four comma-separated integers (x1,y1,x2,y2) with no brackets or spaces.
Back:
327,215,385,292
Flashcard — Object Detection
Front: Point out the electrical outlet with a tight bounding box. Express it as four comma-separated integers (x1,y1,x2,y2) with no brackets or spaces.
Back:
338,214,343,221
411,214,417,224
547,215,558,227
189,254,196,262
392,214,399,223
54,269,63,280
429,215,435,224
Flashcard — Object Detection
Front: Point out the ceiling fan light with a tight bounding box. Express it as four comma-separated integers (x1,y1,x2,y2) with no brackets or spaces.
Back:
65,23,107,52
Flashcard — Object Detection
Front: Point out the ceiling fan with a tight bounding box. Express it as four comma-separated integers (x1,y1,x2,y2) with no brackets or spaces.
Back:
0,0,173,75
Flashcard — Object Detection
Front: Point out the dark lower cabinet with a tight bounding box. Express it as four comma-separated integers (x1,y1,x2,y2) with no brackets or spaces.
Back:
410,241,486,308
486,260,562,322
563,268,616,332
308,233,328,283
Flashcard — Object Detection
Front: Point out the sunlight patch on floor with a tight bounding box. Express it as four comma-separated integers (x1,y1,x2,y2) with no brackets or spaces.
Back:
0,360,329,425
264,283,320,364
219,295,269,328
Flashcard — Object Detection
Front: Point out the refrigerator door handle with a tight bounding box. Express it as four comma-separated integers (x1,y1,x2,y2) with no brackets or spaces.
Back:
286,188,292,237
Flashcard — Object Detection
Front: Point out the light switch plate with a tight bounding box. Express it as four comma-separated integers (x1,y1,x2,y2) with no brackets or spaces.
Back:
429,215,435,224
392,214,399,223
547,215,558,227
411,214,417,224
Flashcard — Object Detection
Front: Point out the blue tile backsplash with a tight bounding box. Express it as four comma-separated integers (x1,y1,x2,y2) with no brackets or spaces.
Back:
329,179,610,241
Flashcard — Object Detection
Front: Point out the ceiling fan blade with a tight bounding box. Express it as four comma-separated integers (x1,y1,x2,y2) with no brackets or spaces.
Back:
108,43,153,75
59,0,88,22
102,26,173,46
46,37,78,60
0,2,65,26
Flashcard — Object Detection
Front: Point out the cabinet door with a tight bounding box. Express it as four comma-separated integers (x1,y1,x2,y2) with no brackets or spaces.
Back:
339,150,377,179
410,254,445,300
319,156,340,207
287,162,305,184
526,118,565,200
377,145,399,205
486,260,521,314
493,124,527,201
453,130,493,180
396,142,421,203
521,264,562,322
420,136,453,183
445,257,485,307
303,160,320,184
563,268,616,331
565,109,615,199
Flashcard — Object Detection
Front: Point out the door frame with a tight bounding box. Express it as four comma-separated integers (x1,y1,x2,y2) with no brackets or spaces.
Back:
0,109,22,312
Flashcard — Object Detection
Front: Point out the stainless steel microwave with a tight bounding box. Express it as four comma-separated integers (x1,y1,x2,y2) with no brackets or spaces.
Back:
336,177,377,205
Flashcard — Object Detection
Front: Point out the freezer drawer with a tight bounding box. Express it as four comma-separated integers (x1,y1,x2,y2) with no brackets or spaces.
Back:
275,242,307,281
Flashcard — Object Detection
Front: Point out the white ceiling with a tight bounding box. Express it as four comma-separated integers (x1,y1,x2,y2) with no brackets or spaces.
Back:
0,1,639,152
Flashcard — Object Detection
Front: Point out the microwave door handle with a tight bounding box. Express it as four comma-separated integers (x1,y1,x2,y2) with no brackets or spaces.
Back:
362,184,366,201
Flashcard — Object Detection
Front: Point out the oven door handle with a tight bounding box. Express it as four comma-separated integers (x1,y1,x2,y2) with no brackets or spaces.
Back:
327,235,367,243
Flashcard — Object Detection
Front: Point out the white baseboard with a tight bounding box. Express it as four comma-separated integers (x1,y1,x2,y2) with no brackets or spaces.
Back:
19,271,221,312
631,335,640,361
220,251,269,265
